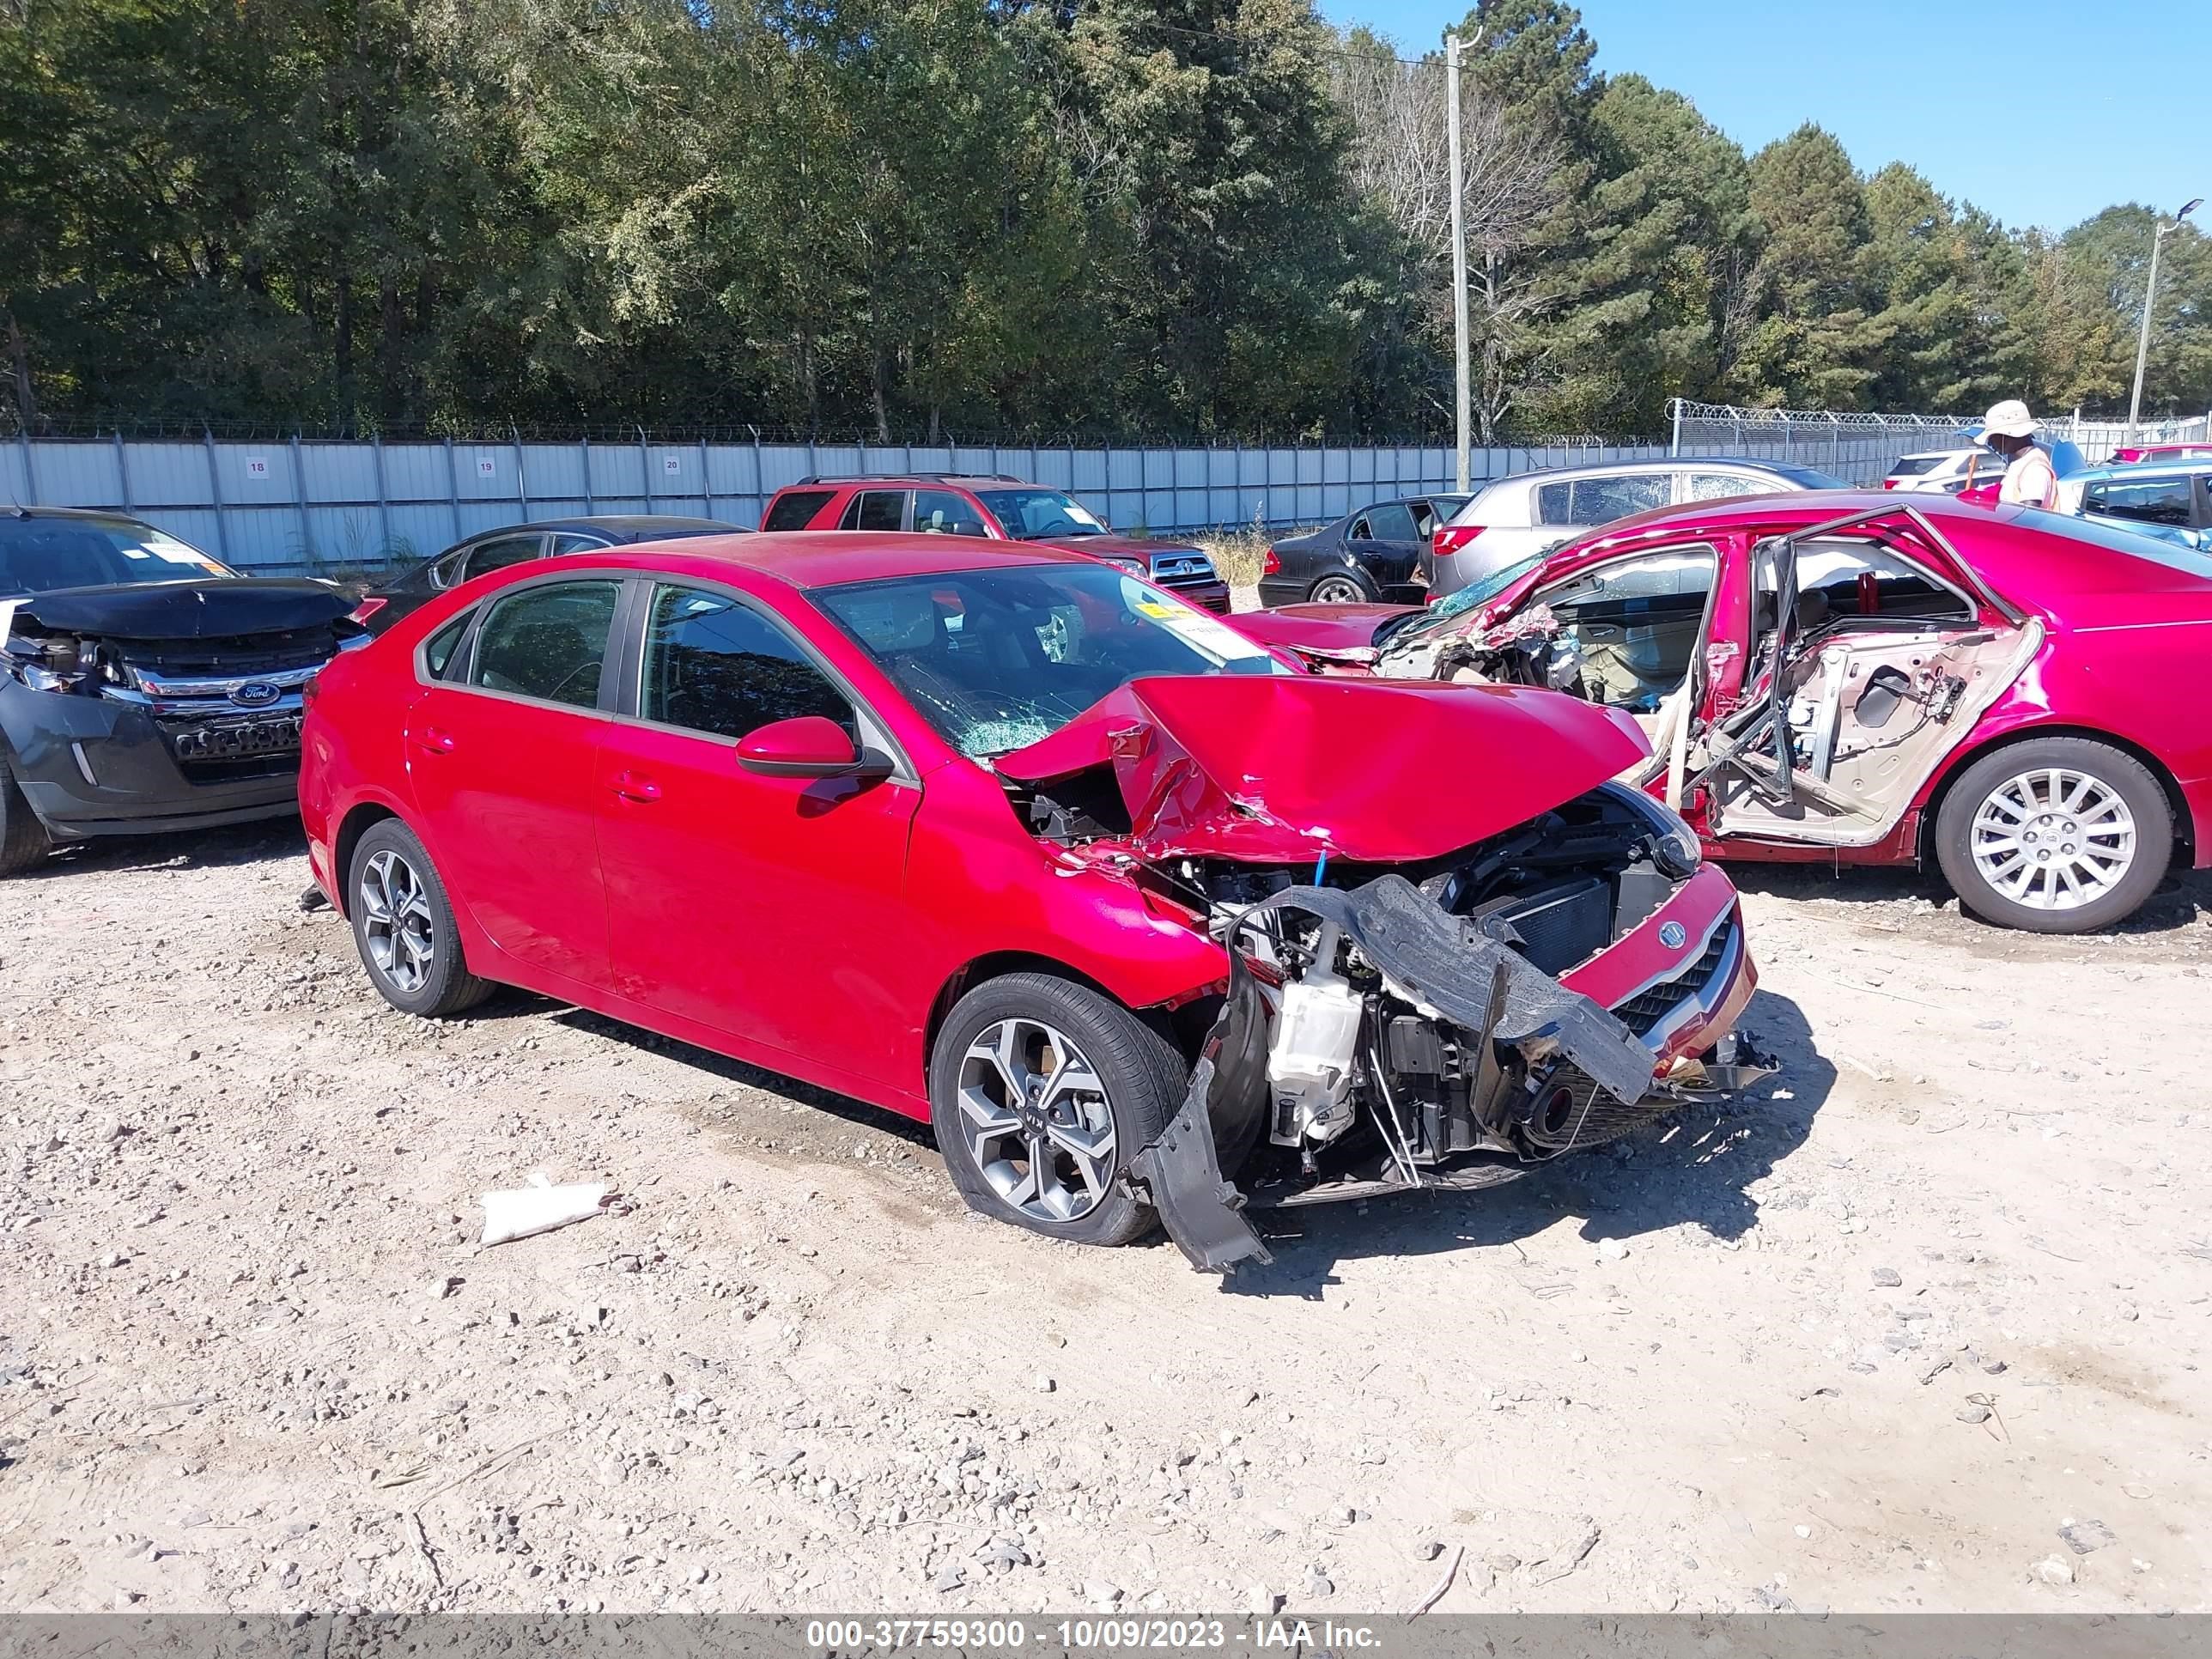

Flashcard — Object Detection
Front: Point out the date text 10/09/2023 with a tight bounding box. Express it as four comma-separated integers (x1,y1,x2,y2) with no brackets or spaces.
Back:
804,1619,1384,1653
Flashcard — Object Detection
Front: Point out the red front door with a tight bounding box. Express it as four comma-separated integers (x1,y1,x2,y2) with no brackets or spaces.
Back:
589,580,924,1091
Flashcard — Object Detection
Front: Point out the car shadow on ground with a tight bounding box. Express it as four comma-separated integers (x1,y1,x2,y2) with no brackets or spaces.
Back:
549,1006,939,1152
1723,860,2212,934
22,817,307,882
1219,987,1833,1299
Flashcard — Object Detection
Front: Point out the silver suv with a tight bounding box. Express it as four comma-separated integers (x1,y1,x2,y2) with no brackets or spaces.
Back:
1426,458,1847,596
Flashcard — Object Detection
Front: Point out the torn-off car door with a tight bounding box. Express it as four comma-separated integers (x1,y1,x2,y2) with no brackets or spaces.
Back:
1680,506,2037,850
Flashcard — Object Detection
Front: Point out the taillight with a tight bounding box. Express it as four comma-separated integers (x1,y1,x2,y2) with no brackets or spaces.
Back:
1881,477,1898,489
1261,548,1281,576
1433,524,1484,557
349,597,388,626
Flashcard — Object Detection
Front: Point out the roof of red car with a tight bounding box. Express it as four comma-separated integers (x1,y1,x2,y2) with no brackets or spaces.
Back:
570,530,1095,588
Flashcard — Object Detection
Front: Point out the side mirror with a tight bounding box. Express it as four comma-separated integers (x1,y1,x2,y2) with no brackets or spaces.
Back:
735,715,890,780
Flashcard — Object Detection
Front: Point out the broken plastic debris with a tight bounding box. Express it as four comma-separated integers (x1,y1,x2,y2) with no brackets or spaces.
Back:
479,1174,610,1246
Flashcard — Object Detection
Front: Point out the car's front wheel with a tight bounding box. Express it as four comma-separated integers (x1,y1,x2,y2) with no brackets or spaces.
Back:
1934,738,2172,933
1308,571,1373,605
928,973,1186,1247
346,818,495,1016
0,752,52,878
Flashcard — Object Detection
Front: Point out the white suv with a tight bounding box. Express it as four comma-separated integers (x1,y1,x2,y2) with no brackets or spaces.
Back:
1881,448,2001,495
1426,458,1847,596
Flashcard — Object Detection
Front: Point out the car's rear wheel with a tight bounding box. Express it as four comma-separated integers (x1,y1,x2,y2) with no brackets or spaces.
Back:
928,973,1186,1247
1935,738,2172,933
1308,572,1372,605
346,818,495,1016
0,752,53,878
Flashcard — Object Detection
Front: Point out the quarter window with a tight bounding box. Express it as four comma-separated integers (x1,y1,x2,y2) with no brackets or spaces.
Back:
551,532,611,555
763,489,836,531
839,490,908,532
469,580,621,708
423,612,471,679
639,584,854,741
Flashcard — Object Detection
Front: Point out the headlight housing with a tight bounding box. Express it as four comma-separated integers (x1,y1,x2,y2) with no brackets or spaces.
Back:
1604,781,1701,878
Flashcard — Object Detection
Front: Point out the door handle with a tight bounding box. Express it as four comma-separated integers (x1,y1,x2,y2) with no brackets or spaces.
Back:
411,726,456,756
611,769,661,805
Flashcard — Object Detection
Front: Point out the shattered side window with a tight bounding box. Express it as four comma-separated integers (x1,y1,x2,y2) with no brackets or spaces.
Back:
815,562,1285,760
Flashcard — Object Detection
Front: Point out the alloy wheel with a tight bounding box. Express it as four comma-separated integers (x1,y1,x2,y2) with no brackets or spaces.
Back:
1968,767,2136,911
956,1018,1118,1223
359,848,438,994
1310,574,1367,605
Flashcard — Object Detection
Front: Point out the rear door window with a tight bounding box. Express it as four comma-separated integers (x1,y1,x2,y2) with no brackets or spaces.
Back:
1360,503,1419,542
469,579,622,708
461,534,547,582
551,532,611,555
1686,471,1765,501
2084,476,2195,527
1569,473,1672,524
839,490,909,532
763,489,835,531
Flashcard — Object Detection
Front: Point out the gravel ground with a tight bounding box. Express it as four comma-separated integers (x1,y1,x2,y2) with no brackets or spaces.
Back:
2,821,2209,1618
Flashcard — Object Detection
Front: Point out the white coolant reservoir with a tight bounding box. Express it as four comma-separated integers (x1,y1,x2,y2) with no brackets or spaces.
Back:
1266,924,1365,1147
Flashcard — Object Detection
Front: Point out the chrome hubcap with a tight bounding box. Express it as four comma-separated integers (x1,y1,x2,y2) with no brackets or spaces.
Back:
359,848,437,994
1969,767,2136,911
957,1018,1117,1223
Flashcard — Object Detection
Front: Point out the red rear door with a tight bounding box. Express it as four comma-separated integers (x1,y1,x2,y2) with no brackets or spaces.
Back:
404,574,623,994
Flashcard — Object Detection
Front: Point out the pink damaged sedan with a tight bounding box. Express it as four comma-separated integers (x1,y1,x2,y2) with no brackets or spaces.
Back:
1230,493,2212,933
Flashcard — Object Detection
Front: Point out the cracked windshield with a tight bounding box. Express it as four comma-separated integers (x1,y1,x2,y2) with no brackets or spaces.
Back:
817,562,1285,758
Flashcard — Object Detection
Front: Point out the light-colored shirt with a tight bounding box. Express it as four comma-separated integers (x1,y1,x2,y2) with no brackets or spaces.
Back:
1999,443,2057,509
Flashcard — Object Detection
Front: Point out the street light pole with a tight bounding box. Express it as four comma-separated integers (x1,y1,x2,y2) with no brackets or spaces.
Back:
2127,198,2202,443
1447,33,1470,492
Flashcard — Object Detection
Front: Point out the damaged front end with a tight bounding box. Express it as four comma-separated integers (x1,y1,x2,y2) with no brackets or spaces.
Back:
996,676,1774,1273
1,580,364,839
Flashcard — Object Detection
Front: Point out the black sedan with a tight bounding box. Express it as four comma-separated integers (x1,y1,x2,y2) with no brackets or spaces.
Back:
1256,495,1468,608
354,514,744,634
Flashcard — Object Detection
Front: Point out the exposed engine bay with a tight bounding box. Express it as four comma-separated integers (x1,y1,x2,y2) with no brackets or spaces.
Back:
1007,745,1771,1271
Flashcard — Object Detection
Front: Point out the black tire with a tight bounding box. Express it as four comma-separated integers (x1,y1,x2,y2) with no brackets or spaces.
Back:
0,751,53,878
1308,570,1375,605
345,818,495,1016
1934,737,2172,933
928,972,1187,1247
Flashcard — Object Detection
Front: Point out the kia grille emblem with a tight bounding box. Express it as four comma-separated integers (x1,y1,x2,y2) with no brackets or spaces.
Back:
1657,921,1687,950
229,680,282,709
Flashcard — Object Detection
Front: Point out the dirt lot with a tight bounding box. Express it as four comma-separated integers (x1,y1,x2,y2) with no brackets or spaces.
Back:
3,820,2209,1618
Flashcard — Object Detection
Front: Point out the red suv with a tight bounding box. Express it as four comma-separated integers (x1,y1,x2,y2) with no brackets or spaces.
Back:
760,474,1231,612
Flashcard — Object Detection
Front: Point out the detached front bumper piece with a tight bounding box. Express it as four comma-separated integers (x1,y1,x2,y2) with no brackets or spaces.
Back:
1133,874,1772,1273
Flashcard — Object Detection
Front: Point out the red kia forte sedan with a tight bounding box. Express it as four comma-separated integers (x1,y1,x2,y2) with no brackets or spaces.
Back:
300,534,1769,1268
1229,494,2212,934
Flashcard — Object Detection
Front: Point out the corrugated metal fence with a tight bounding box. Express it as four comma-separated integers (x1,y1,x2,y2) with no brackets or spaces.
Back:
2,434,1700,577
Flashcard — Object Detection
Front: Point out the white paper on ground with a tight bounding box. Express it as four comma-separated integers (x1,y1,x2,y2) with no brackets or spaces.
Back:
480,1181,609,1246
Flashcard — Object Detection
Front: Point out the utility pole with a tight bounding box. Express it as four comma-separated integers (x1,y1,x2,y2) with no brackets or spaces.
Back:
2127,198,2201,442
1447,32,1471,491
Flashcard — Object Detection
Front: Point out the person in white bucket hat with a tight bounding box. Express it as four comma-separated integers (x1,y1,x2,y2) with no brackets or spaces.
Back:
1980,399,2057,508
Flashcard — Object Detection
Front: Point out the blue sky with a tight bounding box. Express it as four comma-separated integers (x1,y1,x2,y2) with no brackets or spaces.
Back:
1321,0,2209,234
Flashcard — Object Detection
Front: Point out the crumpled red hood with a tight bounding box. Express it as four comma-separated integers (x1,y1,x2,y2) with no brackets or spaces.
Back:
993,673,1649,863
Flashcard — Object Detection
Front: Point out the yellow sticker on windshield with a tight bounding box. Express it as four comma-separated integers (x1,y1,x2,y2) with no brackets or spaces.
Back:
1134,599,1178,618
